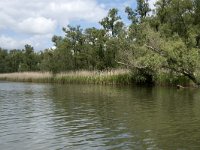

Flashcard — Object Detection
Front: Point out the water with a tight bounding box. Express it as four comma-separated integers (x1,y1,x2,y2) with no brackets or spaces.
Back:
0,82,200,150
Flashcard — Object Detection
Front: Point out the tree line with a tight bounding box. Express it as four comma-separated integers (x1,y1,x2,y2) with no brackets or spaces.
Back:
1,0,200,86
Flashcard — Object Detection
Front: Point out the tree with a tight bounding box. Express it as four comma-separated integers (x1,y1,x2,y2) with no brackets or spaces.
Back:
194,0,200,24
0,48,9,73
125,6,138,24
145,28,200,86
8,49,23,72
155,0,193,39
62,25,86,69
85,27,107,70
18,44,39,72
136,0,151,19
99,8,124,37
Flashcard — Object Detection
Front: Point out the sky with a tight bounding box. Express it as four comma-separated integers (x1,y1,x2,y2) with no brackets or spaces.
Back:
0,0,157,51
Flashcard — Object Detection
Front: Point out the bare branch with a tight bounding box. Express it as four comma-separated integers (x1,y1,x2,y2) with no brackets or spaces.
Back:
116,60,147,70
145,44,167,57
115,61,132,67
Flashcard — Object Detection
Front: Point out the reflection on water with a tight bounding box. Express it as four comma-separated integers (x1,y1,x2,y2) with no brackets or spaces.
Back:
0,82,200,150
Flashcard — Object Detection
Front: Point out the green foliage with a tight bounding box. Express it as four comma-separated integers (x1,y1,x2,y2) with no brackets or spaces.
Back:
125,7,138,24
8,50,24,72
99,8,124,37
2,0,200,87
136,0,151,19
0,45,40,73
22,44,39,71
0,48,9,73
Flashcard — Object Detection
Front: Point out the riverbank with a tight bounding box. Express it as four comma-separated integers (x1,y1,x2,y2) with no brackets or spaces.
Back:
0,70,132,85
0,69,192,86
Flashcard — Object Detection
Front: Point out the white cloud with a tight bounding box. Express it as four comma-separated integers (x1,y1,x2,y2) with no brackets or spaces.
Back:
42,0,106,24
0,13,16,30
0,0,106,33
0,36,21,50
18,17,57,35
0,34,53,50
0,0,107,50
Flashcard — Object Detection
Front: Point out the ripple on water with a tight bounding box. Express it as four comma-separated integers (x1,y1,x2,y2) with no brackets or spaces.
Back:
1,83,200,150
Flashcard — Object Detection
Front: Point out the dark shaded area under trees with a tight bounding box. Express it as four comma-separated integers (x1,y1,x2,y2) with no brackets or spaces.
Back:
1,0,200,86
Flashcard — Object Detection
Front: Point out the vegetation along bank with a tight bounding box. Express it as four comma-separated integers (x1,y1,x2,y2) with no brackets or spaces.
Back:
0,0,200,87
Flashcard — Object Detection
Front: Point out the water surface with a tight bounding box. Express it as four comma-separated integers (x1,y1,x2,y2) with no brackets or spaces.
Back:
1,82,200,150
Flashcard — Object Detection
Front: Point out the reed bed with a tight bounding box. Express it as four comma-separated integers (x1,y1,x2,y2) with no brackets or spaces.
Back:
55,69,132,85
0,69,132,85
0,72,53,83
0,69,190,86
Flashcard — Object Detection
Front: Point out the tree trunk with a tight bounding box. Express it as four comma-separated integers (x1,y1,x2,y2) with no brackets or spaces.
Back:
182,71,200,87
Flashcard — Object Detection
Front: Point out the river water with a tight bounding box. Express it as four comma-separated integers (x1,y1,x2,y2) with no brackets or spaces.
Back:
0,82,200,150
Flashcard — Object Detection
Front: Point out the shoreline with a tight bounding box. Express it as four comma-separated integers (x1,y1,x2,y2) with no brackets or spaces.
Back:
0,70,132,85
0,70,193,87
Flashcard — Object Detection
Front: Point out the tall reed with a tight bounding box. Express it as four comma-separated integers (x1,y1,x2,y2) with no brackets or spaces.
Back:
0,72,53,83
0,69,192,86
0,69,132,85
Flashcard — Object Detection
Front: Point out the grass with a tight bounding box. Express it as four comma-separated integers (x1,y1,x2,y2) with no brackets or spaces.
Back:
0,69,193,86
0,72,53,83
0,69,132,85
54,69,132,85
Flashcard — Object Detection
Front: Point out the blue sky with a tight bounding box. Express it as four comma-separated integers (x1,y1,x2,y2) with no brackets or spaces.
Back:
0,0,155,51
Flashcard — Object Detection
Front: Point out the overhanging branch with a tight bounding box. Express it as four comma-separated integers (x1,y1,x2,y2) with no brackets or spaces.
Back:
145,44,167,57
116,60,148,70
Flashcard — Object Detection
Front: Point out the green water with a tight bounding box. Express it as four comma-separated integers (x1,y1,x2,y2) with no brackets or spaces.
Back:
0,82,200,150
